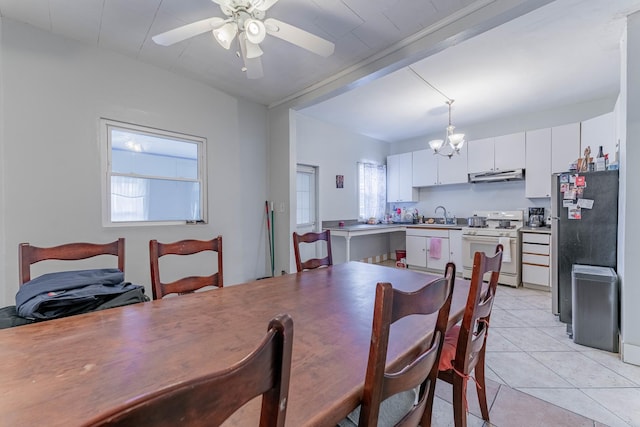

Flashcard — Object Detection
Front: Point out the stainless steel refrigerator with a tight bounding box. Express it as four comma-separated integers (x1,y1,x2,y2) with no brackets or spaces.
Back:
550,170,619,326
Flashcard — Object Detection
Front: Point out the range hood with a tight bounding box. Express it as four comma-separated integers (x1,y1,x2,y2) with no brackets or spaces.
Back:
469,169,524,183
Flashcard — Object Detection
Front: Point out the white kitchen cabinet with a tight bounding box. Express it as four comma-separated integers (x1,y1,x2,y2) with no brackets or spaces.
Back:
412,146,468,187
412,149,438,187
525,128,552,198
551,122,580,173
521,231,551,289
467,133,525,173
581,112,615,163
448,229,462,274
494,132,526,170
467,137,494,173
405,228,451,273
387,152,418,202
525,123,580,198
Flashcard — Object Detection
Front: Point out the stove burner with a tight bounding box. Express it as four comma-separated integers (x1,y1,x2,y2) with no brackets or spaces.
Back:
496,225,516,229
467,225,488,228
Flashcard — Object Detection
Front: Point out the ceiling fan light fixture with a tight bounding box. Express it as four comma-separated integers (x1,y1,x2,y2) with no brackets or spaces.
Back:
244,18,266,44
213,22,238,49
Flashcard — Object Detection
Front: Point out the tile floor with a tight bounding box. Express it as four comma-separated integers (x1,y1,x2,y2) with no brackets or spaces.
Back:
377,261,640,426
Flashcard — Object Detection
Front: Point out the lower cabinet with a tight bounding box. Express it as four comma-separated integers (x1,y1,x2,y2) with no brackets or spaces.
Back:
521,231,551,288
406,228,460,273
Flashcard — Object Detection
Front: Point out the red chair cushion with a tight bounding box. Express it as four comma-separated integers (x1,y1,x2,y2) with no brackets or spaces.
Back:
438,324,460,371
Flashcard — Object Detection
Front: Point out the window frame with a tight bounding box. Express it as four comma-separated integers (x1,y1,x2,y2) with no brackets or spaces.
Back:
100,118,208,227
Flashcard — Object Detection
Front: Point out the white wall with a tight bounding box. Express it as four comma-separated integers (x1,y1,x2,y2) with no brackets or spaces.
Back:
0,19,269,306
296,113,389,221
620,12,640,365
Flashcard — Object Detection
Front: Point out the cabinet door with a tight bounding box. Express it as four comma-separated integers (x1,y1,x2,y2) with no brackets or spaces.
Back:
412,149,438,187
525,128,552,198
426,237,449,272
494,132,526,171
551,123,580,173
406,235,427,268
387,154,400,202
438,143,469,185
581,112,615,163
395,152,417,202
467,137,494,173
448,229,462,271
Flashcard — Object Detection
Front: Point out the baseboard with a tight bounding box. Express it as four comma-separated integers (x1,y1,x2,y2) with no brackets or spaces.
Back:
359,253,392,264
622,342,640,366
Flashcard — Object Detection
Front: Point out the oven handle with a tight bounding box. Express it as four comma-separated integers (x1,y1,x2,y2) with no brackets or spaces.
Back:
462,235,513,244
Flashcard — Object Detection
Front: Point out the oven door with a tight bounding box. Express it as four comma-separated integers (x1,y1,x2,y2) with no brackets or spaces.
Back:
461,234,519,285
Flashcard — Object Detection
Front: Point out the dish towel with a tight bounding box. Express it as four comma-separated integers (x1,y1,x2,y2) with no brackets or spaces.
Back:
429,238,442,260
498,237,511,263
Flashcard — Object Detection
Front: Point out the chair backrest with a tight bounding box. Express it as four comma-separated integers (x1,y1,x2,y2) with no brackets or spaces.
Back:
149,236,223,300
84,313,294,427
19,239,125,285
292,230,333,272
452,244,503,376
359,263,456,427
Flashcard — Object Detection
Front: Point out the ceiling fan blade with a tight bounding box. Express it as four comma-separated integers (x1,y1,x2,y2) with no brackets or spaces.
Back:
152,17,225,46
264,18,334,57
252,0,280,11
239,33,264,79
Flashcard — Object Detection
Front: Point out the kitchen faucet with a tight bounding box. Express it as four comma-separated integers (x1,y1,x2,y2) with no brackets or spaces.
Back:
435,205,448,223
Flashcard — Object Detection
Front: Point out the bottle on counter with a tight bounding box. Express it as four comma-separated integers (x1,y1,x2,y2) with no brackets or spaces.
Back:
596,145,606,171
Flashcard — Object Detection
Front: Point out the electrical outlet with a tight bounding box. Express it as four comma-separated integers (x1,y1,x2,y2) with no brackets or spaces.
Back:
278,202,285,213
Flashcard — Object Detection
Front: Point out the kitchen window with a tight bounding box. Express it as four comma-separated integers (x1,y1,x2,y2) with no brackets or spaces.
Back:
358,162,386,222
101,119,207,226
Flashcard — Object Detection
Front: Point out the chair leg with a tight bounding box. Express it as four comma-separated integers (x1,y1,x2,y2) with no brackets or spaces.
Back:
452,374,467,427
475,351,490,421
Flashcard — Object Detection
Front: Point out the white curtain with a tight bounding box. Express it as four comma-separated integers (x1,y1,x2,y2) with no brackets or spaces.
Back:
111,176,150,222
358,163,387,222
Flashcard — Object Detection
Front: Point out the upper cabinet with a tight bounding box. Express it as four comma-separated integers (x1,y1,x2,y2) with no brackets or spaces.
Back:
387,152,418,203
551,122,581,173
525,128,552,198
581,112,615,163
412,144,468,187
525,122,581,198
467,132,525,173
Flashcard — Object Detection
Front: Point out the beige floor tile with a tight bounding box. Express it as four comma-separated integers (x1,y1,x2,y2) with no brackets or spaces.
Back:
489,309,532,328
493,327,575,352
529,351,636,388
431,396,486,427
581,388,640,426
519,387,630,427
485,351,573,388
503,308,560,327
488,386,595,427
493,296,535,310
485,329,522,352
582,350,640,386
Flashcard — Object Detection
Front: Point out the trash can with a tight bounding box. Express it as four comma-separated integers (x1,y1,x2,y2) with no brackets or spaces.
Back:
571,265,619,352
395,250,406,262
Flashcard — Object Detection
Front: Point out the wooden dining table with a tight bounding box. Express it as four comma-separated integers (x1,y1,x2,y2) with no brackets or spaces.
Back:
0,262,470,426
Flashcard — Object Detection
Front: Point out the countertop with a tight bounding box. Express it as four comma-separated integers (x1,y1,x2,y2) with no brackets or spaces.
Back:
324,223,463,232
520,225,552,234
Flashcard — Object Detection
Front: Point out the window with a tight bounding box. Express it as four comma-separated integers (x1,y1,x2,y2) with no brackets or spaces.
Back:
358,162,387,222
101,119,206,226
296,165,316,226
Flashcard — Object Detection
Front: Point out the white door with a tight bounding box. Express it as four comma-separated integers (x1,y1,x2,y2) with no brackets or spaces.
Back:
296,165,320,262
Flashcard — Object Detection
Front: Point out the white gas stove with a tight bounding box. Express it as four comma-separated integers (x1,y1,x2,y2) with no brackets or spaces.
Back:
461,210,524,287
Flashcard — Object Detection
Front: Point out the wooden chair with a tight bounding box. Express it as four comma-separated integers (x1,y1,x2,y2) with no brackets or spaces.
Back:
437,244,503,427
84,313,294,427
149,236,223,299
292,230,333,272
19,239,125,285
341,263,456,427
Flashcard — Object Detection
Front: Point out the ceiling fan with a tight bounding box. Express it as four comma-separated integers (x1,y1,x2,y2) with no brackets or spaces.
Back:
152,0,335,79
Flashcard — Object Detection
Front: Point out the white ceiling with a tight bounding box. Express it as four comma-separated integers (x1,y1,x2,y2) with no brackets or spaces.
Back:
1,0,639,143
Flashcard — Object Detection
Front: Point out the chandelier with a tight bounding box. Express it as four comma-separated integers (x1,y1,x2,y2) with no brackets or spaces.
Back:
408,66,465,158
428,99,465,158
